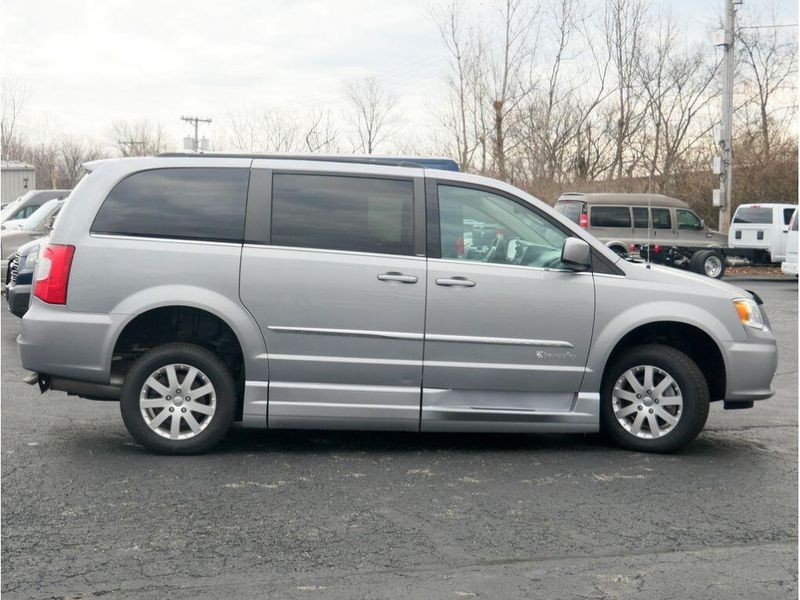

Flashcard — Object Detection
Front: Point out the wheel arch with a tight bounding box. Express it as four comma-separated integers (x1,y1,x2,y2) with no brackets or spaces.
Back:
595,319,727,402
108,285,268,385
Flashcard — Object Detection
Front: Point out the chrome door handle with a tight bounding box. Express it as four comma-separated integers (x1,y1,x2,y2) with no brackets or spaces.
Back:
436,277,476,288
377,272,418,284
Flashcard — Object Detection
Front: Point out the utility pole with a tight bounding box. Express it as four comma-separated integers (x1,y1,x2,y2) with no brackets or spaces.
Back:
713,0,741,233
181,116,212,153
117,139,145,156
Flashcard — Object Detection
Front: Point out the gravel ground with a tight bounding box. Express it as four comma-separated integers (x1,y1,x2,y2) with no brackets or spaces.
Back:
1,279,797,599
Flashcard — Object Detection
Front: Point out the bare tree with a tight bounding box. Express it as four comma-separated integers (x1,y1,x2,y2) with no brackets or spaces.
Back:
434,0,485,171
736,9,798,162
108,119,171,156
604,0,649,180
225,109,302,152
58,137,105,187
344,76,397,154
637,17,719,191
1,79,28,160
485,0,540,180
304,109,339,153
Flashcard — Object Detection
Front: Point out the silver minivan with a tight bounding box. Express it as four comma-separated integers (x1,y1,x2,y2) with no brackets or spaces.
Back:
17,155,777,454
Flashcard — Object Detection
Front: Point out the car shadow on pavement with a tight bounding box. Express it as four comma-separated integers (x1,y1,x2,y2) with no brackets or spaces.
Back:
66,425,767,460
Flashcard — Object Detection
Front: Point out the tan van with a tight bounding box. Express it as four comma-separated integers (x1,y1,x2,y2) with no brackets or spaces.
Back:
555,193,727,253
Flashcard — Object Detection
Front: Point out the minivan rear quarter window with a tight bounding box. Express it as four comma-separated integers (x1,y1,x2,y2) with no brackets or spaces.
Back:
590,206,631,228
92,168,249,242
271,174,414,255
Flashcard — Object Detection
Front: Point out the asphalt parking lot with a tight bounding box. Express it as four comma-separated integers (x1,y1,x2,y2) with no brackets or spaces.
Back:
1,279,797,600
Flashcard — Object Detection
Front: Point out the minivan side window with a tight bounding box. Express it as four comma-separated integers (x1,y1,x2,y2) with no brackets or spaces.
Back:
632,207,649,228
271,174,414,256
437,185,568,268
784,208,796,225
590,206,631,228
677,209,702,230
92,168,249,242
652,208,672,229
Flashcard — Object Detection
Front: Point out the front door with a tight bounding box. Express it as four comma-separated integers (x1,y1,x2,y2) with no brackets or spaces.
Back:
421,183,596,431
239,167,427,431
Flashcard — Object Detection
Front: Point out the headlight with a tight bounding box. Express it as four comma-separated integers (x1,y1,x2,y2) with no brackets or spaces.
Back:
23,249,39,269
733,298,764,329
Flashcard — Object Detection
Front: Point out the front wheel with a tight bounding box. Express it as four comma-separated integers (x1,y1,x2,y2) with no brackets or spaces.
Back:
120,343,237,454
600,344,709,453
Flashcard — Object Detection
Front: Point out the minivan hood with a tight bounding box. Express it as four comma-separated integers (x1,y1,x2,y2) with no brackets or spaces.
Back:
619,260,749,300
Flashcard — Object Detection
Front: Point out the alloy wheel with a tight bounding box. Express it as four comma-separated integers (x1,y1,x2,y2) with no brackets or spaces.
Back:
139,363,216,440
611,365,683,439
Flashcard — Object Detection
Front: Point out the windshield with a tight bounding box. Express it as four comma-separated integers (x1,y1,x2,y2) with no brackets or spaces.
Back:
15,199,62,230
0,196,25,221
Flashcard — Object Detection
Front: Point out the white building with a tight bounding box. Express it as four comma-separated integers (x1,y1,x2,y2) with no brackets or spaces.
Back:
1,160,37,205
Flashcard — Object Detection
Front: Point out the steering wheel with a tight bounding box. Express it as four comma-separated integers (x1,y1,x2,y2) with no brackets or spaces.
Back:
484,234,508,264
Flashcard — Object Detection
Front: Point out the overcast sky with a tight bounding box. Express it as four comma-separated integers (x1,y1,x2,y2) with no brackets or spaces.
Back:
2,0,796,151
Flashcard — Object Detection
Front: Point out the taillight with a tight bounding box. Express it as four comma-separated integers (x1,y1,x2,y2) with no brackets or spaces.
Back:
629,243,636,252
579,213,588,228
33,244,75,304
653,245,662,254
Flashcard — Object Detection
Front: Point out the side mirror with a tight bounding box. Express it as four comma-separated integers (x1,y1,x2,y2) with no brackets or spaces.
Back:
700,219,706,229
44,215,56,232
561,237,592,271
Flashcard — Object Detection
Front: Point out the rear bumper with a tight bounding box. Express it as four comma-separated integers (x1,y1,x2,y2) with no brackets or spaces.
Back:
17,299,124,384
723,338,778,402
5,283,31,317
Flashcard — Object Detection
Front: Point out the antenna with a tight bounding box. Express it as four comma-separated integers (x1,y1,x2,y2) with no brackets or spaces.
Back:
646,172,653,268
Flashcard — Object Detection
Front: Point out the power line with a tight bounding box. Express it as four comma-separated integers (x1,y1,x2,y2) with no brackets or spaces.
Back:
739,23,797,30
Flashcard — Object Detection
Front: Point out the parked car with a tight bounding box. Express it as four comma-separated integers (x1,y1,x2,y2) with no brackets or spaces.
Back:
781,209,798,276
729,203,798,264
555,192,729,278
1,199,63,289
0,189,70,227
5,236,45,317
18,155,777,455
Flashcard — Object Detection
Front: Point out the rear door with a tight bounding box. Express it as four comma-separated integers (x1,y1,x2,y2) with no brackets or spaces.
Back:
421,181,596,431
650,207,676,243
239,163,427,431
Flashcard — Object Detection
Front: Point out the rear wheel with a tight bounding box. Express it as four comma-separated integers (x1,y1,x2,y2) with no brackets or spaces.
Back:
690,250,725,279
120,343,236,454
600,344,709,453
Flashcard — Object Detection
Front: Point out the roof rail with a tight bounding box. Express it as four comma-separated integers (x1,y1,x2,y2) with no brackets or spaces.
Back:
156,153,460,172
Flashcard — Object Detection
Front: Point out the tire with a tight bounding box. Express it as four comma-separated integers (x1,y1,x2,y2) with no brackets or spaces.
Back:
690,249,726,279
600,344,710,453
120,343,236,454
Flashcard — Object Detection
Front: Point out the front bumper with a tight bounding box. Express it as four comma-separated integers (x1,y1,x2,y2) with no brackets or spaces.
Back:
5,282,31,317
723,336,778,403
781,261,798,276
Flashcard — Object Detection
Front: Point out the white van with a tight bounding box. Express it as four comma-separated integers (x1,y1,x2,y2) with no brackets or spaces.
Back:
781,209,798,276
729,203,798,263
